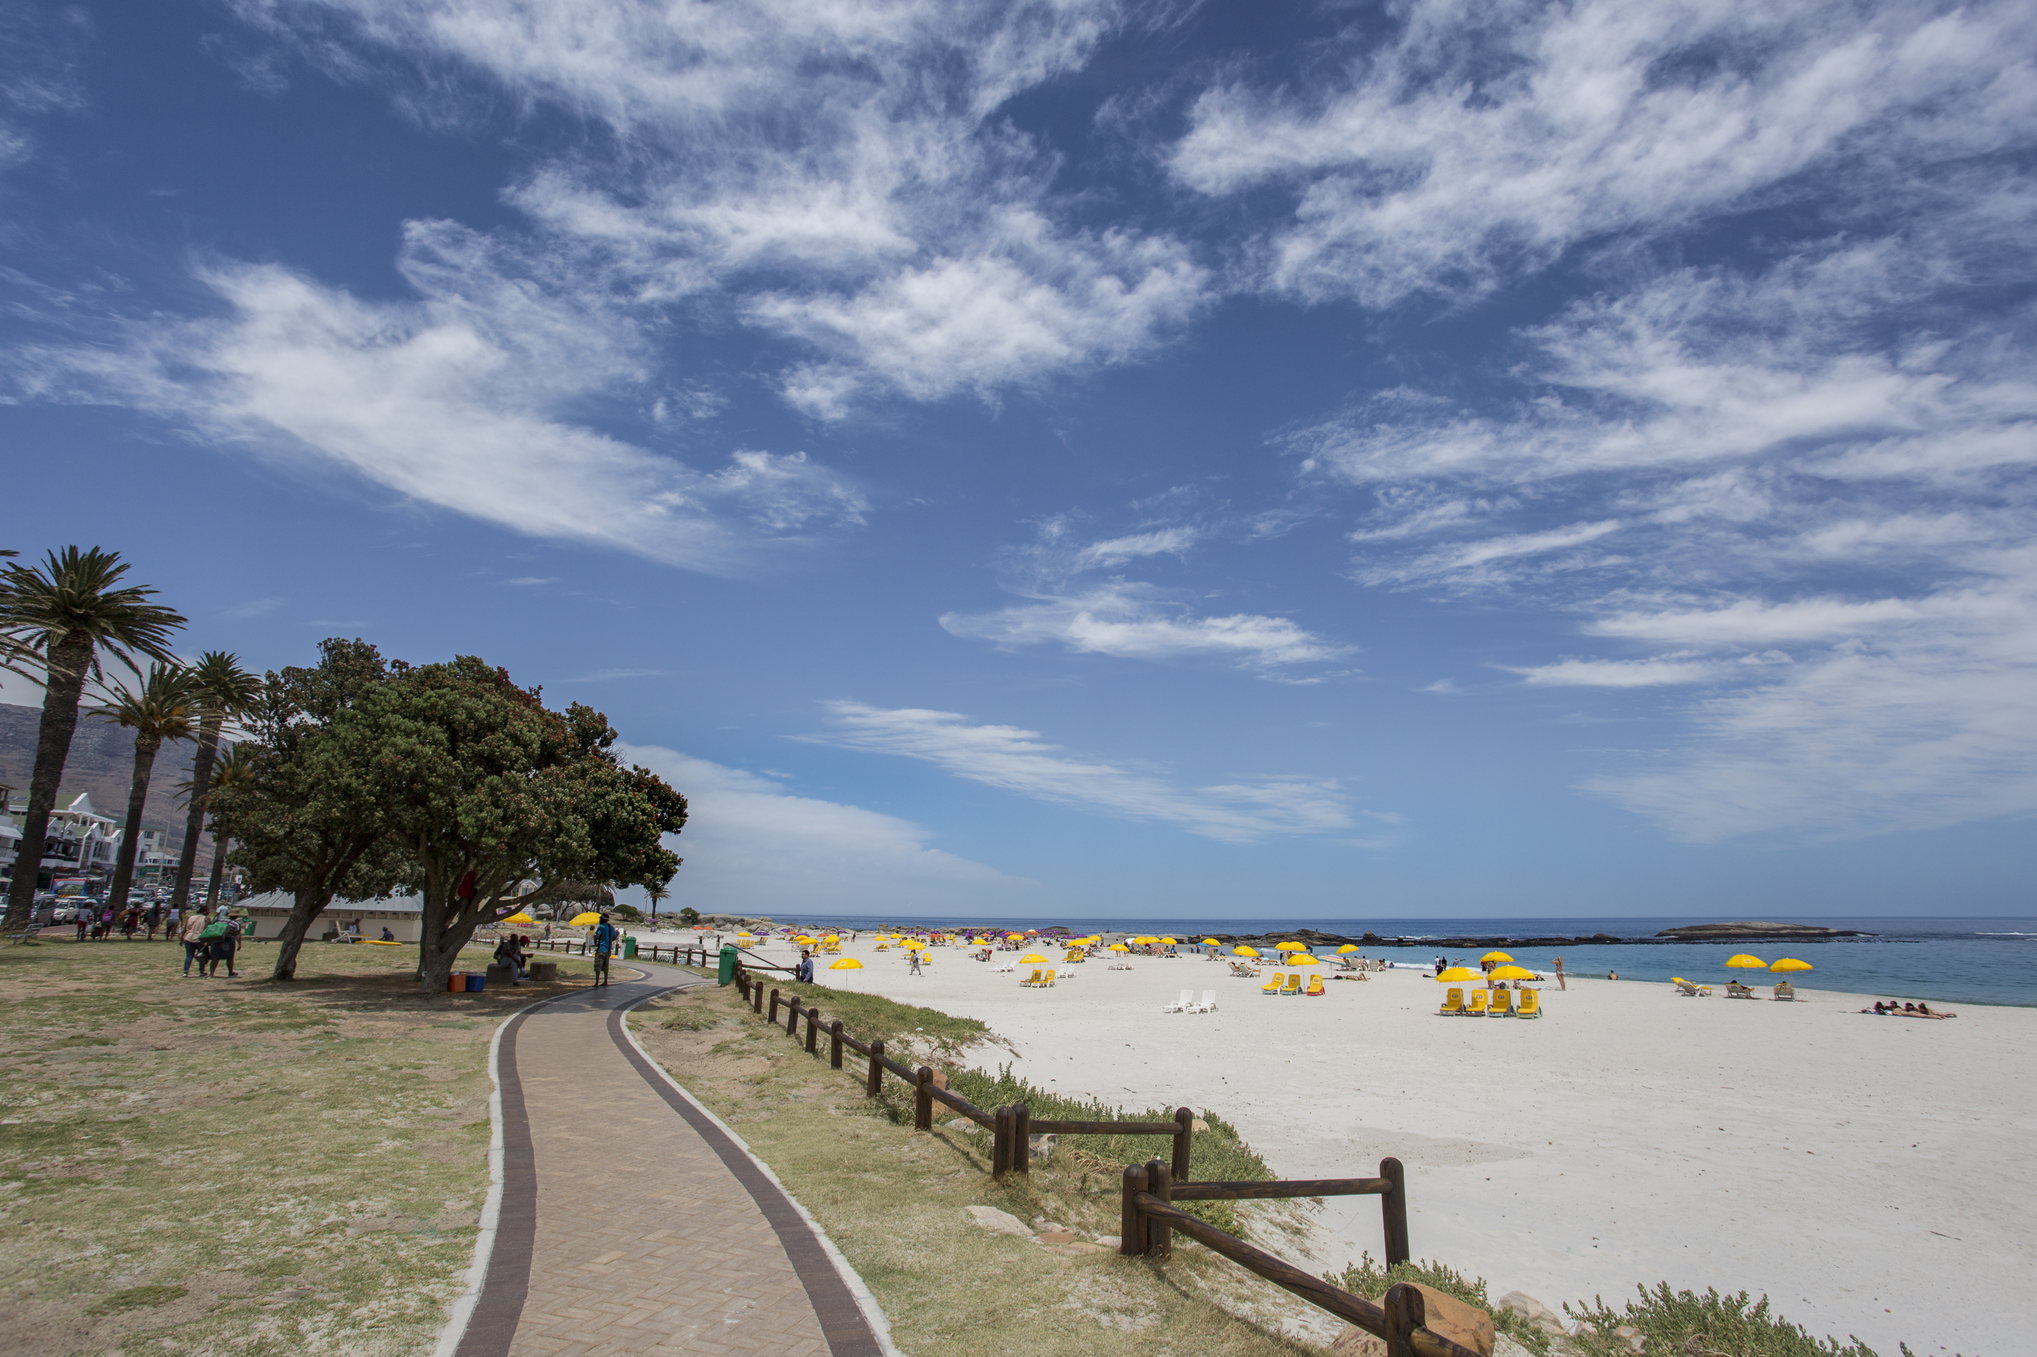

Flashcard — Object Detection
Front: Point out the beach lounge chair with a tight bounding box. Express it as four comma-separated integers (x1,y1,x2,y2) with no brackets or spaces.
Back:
1042,969,1056,987
1164,988,1193,1013
1726,981,1757,999
1466,989,1490,1016
1281,973,1303,996
1197,989,1217,1013
1490,987,1514,1017
1261,974,1283,995
1673,978,1711,997
1774,981,1796,1001
1228,961,1258,978
1021,968,1042,987
1518,989,1541,1018
1439,987,1465,1015
1304,975,1325,997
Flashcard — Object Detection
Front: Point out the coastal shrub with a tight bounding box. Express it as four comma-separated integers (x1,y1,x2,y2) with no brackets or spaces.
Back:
1331,1253,1549,1356
776,983,989,1055
1566,1284,1885,1357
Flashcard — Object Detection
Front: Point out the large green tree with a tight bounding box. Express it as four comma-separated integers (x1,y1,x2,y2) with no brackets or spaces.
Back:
206,639,408,980
167,652,261,919
336,657,685,993
88,663,198,916
0,548,185,930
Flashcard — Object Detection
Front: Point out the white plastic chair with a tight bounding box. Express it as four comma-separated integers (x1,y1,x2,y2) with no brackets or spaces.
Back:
1163,988,1192,1012
1195,989,1217,1013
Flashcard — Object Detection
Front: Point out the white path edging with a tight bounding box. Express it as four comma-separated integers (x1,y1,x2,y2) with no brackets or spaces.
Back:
429,992,548,1357
620,979,906,1357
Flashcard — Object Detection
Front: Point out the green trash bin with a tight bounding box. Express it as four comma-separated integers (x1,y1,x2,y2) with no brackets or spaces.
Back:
623,936,638,960
718,944,738,986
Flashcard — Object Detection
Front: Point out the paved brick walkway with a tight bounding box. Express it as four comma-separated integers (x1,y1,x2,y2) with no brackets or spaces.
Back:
455,964,884,1357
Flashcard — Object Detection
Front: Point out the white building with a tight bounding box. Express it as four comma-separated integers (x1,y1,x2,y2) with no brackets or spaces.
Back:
0,791,123,891
235,890,424,943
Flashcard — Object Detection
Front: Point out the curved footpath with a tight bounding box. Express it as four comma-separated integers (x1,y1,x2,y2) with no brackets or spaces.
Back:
446,961,889,1357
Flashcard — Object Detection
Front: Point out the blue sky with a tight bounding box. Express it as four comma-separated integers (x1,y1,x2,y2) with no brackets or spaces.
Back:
3,0,2033,919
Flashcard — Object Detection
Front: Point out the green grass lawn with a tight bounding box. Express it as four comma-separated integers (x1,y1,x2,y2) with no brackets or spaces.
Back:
0,935,592,1357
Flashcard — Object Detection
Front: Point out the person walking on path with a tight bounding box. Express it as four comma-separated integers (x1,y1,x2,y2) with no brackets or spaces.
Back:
907,948,923,976
591,913,617,987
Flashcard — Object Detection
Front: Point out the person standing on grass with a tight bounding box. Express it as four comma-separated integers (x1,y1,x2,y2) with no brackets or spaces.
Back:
591,913,617,987
180,906,209,975
75,911,89,942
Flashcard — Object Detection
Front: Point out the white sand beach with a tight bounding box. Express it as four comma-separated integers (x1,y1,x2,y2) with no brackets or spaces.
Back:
745,939,2036,1356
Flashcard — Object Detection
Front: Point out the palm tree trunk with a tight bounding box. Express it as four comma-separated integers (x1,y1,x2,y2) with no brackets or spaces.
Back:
204,831,227,909
169,715,222,915
3,633,94,931
106,731,163,915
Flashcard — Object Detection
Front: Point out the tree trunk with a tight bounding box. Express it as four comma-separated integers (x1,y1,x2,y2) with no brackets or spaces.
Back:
205,831,227,908
169,715,222,916
106,732,162,915
3,634,94,931
269,888,334,981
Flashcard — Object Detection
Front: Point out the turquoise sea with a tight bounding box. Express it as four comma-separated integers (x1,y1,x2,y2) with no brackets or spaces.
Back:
758,915,2037,1008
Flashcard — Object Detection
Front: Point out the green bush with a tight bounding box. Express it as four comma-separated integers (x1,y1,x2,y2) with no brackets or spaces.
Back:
1566,1284,1887,1357
1331,1253,1548,1355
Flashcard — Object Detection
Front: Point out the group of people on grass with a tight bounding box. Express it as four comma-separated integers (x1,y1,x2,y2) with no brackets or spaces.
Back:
178,904,244,978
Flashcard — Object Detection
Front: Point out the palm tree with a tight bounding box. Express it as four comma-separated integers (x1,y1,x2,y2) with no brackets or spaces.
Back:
89,664,198,917
0,548,186,931
646,881,669,922
199,743,257,909
168,652,261,918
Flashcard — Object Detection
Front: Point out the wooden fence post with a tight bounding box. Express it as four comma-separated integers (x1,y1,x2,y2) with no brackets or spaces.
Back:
1012,1104,1031,1173
1146,1159,1173,1258
1120,1164,1147,1255
992,1106,1013,1178
829,1020,844,1069
768,988,780,1024
1380,1156,1409,1269
752,979,763,1013
805,1008,820,1055
786,996,802,1036
866,1039,885,1097
1383,1281,1424,1357
1172,1106,1194,1183
913,1066,934,1131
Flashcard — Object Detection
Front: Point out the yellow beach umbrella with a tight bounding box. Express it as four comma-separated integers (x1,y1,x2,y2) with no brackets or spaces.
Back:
1288,954,1320,966
1435,966,1482,983
1233,945,1259,958
1006,932,1024,939
1202,937,1220,945
823,934,839,943
503,912,534,925
1336,944,1359,954
1160,936,1177,945
1020,952,1049,963
1490,964,1536,980
1481,951,1513,964
1275,940,1306,952
829,957,864,970
570,911,603,926
1770,958,1813,973
1108,943,1130,952
1724,954,1767,969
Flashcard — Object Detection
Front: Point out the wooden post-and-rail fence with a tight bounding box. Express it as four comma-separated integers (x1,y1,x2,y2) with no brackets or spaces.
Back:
1121,1159,1476,1357
729,963,1461,1357
523,938,793,971
733,965,1194,1180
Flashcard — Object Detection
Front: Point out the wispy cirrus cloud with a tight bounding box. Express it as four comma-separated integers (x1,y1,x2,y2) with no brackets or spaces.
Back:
615,742,1022,911
226,0,1207,416
10,227,868,574
1169,0,2037,306
810,700,1368,843
942,515,1353,674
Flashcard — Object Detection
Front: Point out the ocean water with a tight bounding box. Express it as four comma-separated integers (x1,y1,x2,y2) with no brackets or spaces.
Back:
752,914,2037,1008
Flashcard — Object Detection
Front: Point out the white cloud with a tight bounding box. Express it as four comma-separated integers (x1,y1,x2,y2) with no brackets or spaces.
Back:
941,582,1349,669
811,701,1361,843
10,227,866,573
1170,0,2037,305
1503,655,1722,688
615,742,1022,911
230,0,1206,413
